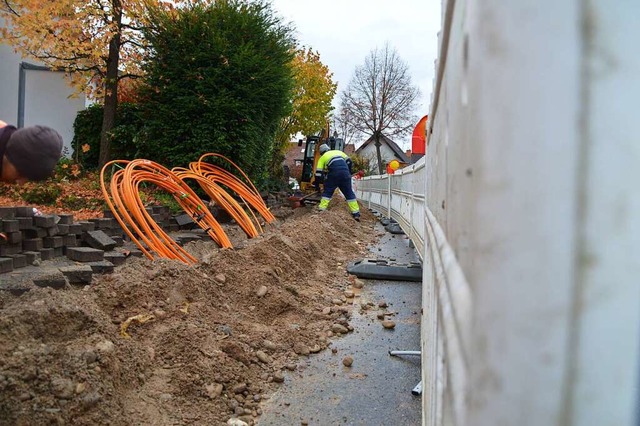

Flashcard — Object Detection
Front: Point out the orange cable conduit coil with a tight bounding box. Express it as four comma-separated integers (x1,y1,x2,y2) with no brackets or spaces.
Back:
100,155,273,264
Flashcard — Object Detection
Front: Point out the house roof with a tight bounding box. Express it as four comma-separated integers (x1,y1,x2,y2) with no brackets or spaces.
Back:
355,134,410,163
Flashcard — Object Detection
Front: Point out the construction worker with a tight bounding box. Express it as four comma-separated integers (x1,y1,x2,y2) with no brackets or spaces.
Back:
314,143,360,221
0,120,63,184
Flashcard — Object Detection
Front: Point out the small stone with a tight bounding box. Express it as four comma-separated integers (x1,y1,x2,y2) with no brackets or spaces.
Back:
331,324,348,334
256,351,270,364
227,419,248,426
234,406,245,415
293,343,310,356
272,371,285,383
377,312,386,320
378,301,388,308
51,378,75,399
83,350,97,364
232,383,247,394
95,340,114,354
344,290,354,298
353,279,364,289
285,364,297,371
75,382,86,394
214,273,226,284
17,392,31,401
321,307,331,315
154,309,167,318
256,285,267,297
332,298,343,306
342,356,354,367
331,348,338,354
309,345,322,354
382,320,396,329
253,394,261,402
262,340,277,351
159,393,173,401
206,383,223,399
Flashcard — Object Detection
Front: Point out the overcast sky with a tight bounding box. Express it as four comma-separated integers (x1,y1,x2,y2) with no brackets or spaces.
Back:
270,0,442,149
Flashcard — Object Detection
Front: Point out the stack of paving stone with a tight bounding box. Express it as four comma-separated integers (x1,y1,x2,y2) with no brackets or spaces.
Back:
0,206,129,278
0,204,216,284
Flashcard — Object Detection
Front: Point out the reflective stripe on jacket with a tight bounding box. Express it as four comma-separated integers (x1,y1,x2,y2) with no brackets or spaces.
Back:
315,150,349,179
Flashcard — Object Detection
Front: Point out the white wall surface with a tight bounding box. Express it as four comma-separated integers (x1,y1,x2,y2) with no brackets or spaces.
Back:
420,0,640,425
0,37,85,157
358,143,401,171
22,69,85,156
0,43,22,123
360,0,640,425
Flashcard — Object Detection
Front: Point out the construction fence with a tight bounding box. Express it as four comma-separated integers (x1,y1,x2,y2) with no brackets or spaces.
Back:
357,0,639,424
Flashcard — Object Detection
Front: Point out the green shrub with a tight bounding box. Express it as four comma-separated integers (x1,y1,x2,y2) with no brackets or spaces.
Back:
59,194,103,211
140,0,295,179
72,103,144,169
18,182,63,205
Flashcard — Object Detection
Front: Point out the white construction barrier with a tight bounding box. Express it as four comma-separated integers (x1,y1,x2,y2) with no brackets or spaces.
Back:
358,1,639,425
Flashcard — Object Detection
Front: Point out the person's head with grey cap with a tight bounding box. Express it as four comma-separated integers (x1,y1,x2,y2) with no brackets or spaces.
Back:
0,124,63,184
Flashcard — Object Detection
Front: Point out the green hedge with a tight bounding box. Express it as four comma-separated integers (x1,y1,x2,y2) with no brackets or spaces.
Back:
139,0,295,179
71,103,143,169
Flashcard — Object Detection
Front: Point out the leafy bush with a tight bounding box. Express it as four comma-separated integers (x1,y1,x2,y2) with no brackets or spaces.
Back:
59,194,103,211
72,103,144,169
140,0,296,179
18,182,63,205
349,154,375,176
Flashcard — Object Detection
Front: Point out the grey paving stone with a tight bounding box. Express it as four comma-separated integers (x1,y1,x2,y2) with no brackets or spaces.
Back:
24,228,46,238
22,251,41,265
22,238,43,252
68,223,83,235
0,244,21,256
59,265,93,284
2,220,19,233
33,215,56,228
87,261,114,274
33,271,68,289
15,207,34,217
79,221,96,232
66,247,104,262
43,236,64,248
0,257,13,273
0,207,16,219
104,251,126,266
57,214,74,224
7,254,26,269
16,217,33,230
6,232,22,244
83,230,117,251
39,248,54,261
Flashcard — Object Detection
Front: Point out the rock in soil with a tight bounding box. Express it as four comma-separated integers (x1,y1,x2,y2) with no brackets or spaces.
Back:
382,320,396,329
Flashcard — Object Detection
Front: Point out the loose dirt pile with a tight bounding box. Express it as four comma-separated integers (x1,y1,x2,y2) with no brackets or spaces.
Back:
0,200,378,426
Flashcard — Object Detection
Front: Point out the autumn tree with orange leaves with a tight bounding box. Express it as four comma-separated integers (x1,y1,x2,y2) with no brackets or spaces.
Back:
271,47,336,177
0,0,190,167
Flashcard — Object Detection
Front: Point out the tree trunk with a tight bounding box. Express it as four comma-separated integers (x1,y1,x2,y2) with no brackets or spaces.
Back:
98,1,122,168
374,133,384,174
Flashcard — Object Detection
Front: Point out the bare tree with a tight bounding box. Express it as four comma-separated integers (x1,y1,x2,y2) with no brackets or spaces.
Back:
332,108,356,146
339,43,420,174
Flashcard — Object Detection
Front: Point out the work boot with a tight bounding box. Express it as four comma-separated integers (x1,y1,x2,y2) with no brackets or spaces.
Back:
352,212,361,222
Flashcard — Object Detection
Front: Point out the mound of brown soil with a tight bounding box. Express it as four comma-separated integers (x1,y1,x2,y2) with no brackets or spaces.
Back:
0,200,378,425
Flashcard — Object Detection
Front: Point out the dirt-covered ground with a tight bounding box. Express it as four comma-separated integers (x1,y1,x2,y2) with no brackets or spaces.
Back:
0,200,379,425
